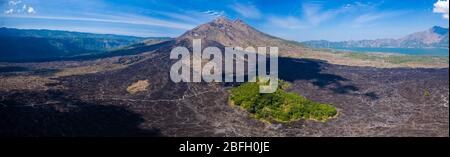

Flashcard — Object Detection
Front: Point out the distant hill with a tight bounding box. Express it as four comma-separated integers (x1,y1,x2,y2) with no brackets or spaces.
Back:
0,27,170,62
303,26,449,49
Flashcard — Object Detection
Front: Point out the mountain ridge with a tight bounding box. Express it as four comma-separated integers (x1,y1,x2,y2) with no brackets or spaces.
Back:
0,27,152,39
303,26,449,49
0,27,170,62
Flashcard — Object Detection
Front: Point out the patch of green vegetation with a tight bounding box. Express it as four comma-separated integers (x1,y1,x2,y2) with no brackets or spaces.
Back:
343,53,383,60
313,48,334,53
229,80,337,123
385,55,443,64
423,90,431,97
343,52,449,65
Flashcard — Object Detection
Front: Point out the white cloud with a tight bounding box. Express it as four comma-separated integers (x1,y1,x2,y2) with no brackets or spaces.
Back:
27,7,35,14
203,10,225,17
302,3,337,25
3,1,36,15
4,9,14,14
433,0,449,20
351,11,406,28
267,16,306,29
302,2,385,26
8,0,22,6
153,11,201,23
267,3,351,29
352,13,387,27
230,3,261,19
266,1,403,31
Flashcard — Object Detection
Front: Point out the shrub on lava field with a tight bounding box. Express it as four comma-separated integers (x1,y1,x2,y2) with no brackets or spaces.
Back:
230,79,337,122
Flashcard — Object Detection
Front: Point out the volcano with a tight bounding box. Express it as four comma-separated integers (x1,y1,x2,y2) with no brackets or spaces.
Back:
179,17,298,48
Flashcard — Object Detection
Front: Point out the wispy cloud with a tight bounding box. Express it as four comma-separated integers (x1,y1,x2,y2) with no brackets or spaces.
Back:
3,13,195,30
433,0,449,20
351,11,407,28
203,10,225,17
8,0,22,6
302,1,381,25
302,3,339,25
266,1,404,30
230,3,261,19
267,16,306,29
266,2,350,29
152,10,201,24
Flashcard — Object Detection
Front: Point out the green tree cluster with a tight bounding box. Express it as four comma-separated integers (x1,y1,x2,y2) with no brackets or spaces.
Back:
230,80,337,122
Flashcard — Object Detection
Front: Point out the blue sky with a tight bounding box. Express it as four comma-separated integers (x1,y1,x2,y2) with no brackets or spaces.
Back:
0,0,449,41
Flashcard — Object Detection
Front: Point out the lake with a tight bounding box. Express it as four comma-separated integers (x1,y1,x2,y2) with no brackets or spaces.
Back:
332,47,449,56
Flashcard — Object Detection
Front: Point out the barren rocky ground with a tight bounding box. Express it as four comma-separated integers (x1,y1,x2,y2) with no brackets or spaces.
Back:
1,50,448,137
